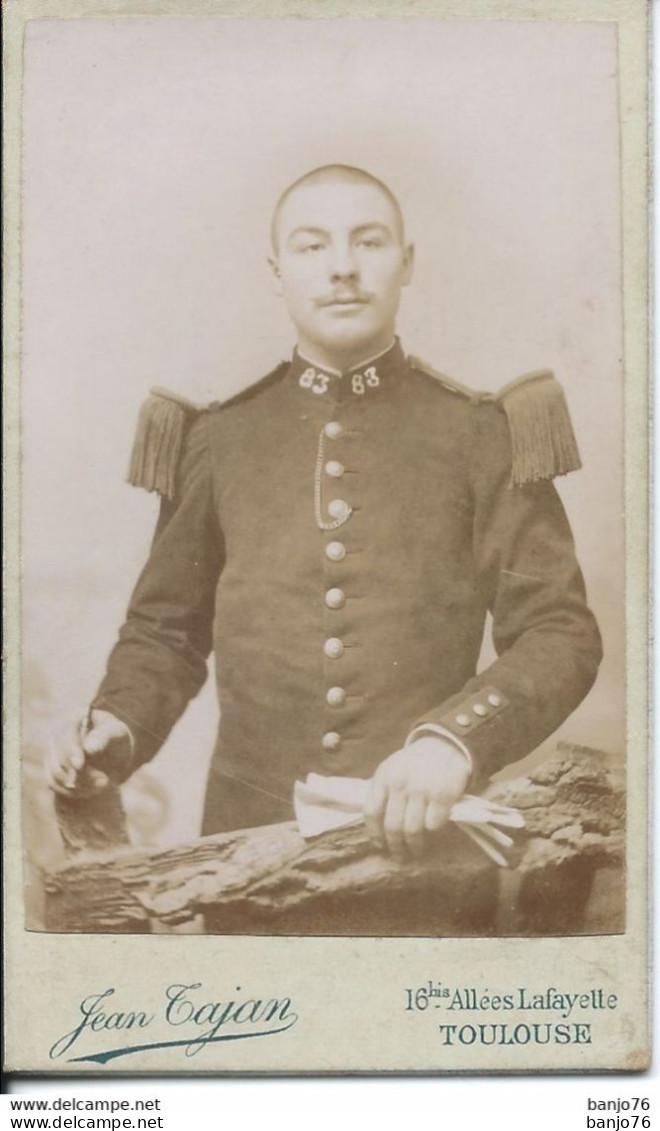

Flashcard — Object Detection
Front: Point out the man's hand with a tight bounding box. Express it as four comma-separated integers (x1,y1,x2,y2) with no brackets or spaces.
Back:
363,736,471,860
48,708,132,796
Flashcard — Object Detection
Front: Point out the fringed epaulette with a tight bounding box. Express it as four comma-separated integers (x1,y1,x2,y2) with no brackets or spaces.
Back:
494,369,582,487
411,356,581,487
127,386,202,500
126,363,290,500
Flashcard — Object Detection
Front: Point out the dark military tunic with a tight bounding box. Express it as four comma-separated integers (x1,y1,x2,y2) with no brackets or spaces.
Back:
93,341,602,835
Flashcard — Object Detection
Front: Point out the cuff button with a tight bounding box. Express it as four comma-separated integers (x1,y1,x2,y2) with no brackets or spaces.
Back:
455,713,471,727
472,703,488,717
487,693,502,708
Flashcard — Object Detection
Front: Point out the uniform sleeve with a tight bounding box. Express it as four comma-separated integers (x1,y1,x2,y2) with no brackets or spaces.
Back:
411,400,603,783
92,414,224,776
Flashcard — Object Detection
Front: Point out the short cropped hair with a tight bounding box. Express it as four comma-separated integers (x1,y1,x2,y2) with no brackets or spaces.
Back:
271,164,406,249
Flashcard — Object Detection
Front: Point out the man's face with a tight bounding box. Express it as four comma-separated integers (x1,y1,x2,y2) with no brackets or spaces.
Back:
270,180,414,364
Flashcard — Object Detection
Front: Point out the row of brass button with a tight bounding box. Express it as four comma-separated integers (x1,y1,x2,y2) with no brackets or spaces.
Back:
323,421,348,754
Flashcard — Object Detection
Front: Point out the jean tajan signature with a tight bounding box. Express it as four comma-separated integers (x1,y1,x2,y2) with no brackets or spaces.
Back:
49,985,299,1064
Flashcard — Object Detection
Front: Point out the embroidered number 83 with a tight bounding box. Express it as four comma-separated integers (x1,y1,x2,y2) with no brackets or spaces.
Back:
299,368,330,395
352,367,380,395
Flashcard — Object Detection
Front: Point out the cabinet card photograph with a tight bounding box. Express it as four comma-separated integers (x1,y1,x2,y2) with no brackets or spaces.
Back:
4,0,649,1075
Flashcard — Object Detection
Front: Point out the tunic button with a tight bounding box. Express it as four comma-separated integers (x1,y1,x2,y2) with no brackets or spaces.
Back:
487,693,502,708
325,460,345,478
328,498,350,520
324,637,344,659
325,588,345,609
322,731,342,751
473,703,488,717
324,421,343,440
326,686,346,707
325,541,346,562
455,713,471,727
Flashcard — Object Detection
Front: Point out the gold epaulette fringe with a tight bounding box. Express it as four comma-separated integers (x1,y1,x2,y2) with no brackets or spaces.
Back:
495,369,582,487
127,387,201,500
411,355,581,487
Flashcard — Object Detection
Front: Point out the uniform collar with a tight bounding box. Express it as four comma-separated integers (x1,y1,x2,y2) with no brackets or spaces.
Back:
288,339,406,403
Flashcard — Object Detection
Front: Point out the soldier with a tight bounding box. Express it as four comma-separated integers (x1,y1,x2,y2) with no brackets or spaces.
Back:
49,164,602,865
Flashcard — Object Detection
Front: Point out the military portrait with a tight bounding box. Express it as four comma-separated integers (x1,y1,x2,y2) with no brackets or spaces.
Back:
49,163,602,854
18,16,627,944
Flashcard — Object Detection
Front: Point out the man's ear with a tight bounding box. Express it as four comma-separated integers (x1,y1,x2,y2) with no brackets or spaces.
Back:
402,243,415,286
268,255,283,296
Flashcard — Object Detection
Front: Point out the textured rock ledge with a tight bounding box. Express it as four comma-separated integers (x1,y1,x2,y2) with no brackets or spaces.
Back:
44,742,624,935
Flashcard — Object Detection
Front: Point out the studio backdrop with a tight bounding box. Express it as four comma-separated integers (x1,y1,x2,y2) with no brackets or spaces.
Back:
21,17,622,850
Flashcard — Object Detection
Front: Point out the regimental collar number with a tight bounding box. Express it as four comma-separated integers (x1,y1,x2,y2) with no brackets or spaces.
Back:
299,364,380,397
290,339,405,402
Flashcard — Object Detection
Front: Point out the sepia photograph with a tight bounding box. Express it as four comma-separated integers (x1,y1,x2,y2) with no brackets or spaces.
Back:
4,0,648,1075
